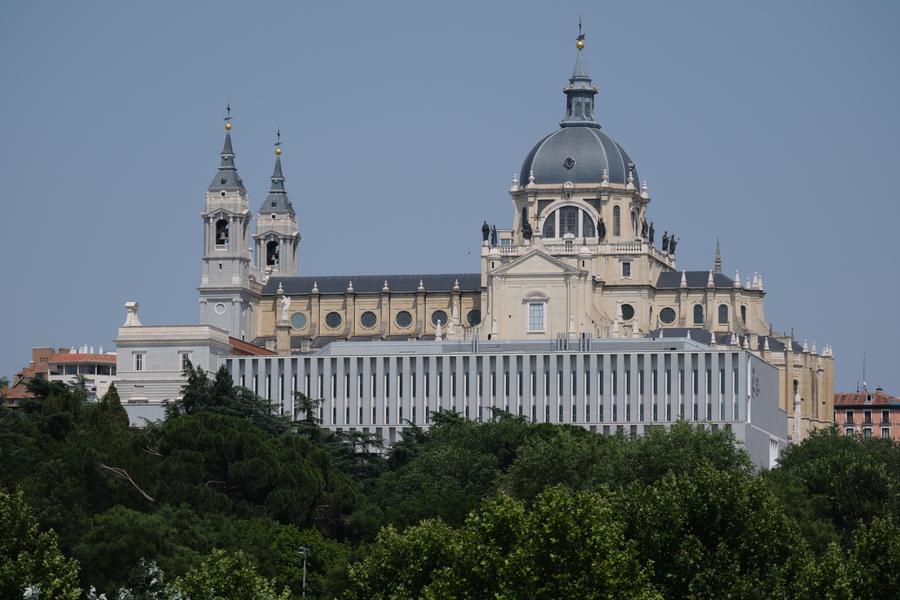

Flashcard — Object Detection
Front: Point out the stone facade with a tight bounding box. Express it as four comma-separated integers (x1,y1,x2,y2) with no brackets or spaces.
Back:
192,37,835,439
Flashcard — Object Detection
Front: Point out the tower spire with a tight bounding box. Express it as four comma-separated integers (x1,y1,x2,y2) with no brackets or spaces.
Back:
714,238,722,274
561,20,600,129
209,104,244,192
260,130,293,215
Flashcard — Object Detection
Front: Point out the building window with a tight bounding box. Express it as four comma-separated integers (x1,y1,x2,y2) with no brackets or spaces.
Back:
431,310,448,327
395,311,413,328
542,214,556,238
718,304,729,324
180,352,191,372
360,311,377,328
265,240,280,266
467,310,481,326
865,410,872,424
622,262,631,278
621,303,635,321
845,427,854,436
528,303,544,332
740,305,747,324
559,206,579,236
660,307,676,325
290,312,307,329
134,353,145,372
215,219,229,246
693,305,704,325
613,206,621,236
325,311,342,329
846,410,854,424
582,211,595,237
863,427,872,438
882,427,891,439
882,410,890,424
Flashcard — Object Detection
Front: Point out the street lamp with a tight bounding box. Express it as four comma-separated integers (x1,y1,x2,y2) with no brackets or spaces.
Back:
298,546,310,599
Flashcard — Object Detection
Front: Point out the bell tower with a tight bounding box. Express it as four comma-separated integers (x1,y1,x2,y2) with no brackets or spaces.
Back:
199,106,256,340
253,130,300,281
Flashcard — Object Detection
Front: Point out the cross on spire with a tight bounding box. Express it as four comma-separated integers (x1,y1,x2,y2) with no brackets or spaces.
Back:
577,15,584,41
223,103,233,131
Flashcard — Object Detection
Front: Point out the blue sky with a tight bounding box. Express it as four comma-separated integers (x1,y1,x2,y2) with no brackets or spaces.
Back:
1,1,898,393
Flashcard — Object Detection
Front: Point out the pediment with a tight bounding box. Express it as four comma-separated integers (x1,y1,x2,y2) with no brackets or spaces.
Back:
493,249,581,276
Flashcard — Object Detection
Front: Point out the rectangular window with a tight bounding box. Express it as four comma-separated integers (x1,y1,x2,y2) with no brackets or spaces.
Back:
863,427,872,438
882,427,891,439
845,427,854,436
179,352,191,371
846,410,854,424
865,410,872,424
134,353,145,372
528,303,544,332
882,410,890,424
622,262,631,278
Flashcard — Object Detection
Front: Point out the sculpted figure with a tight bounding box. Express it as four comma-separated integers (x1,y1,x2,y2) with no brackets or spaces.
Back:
597,218,606,241
662,232,669,252
482,221,490,242
490,225,498,246
522,220,533,240
649,222,655,244
280,294,291,322
669,236,678,255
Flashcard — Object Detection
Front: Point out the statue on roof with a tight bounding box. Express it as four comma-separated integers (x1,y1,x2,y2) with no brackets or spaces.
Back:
640,218,648,240
522,220,533,240
669,235,678,255
649,222,655,244
280,294,291,322
597,217,606,241
490,225,498,246
662,232,669,252
482,221,490,242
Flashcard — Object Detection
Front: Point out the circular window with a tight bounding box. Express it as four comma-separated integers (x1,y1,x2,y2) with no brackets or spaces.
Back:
214,302,226,315
395,310,412,328
431,310,448,326
467,309,481,326
360,311,377,328
621,304,635,321
325,311,342,329
563,157,576,169
290,312,307,329
659,307,676,325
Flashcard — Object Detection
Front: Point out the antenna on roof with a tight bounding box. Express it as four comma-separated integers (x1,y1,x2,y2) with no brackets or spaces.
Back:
862,352,867,391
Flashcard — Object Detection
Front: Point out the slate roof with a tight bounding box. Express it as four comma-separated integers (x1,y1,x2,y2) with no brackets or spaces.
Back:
264,273,481,296
656,271,736,289
650,328,800,352
258,156,294,215
208,132,246,192
520,126,635,186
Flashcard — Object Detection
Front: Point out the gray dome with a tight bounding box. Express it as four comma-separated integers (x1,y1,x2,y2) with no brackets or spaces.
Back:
520,126,636,186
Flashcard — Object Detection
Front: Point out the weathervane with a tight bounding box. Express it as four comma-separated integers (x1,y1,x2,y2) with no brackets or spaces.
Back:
224,102,233,130
576,16,585,49
275,128,282,156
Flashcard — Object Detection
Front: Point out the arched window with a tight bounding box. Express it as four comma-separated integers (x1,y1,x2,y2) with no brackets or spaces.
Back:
693,304,704,325
582,211,595,237
542,214,556,238
718,304,729,324
559,206,579,236
613,206,621,236
265,240,280,266
521,206,528,229
215,219,229,246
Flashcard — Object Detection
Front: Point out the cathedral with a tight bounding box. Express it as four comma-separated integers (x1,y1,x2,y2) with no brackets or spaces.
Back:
192,35,834,440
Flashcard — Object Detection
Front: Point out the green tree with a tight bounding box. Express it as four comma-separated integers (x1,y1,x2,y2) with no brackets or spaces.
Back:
347,486,660,599
174,549,290,600
0,488,81,600
848,517,900,598
619,464,817,599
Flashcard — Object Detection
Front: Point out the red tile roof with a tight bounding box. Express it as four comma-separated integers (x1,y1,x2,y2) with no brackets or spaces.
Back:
229,337,277,356
49,353,116,364
834,390,900,407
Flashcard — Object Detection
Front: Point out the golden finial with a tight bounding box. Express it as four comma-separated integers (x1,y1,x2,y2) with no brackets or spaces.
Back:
274,128,282,156
224,103,233,130
576,16,585,49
